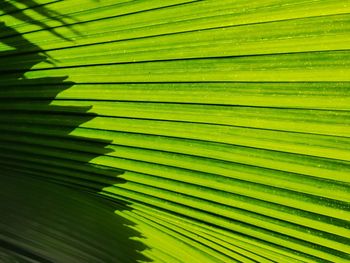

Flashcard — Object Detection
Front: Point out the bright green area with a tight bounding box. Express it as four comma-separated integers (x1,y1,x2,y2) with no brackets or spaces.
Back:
0,0,349,262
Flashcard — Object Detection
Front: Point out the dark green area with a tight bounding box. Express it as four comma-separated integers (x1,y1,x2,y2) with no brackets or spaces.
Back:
0,1,148,262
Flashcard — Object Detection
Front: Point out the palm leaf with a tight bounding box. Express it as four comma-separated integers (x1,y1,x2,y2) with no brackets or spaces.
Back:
0,0,349,262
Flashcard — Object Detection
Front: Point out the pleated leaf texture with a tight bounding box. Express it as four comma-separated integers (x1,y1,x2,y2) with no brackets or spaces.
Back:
0,0,349,262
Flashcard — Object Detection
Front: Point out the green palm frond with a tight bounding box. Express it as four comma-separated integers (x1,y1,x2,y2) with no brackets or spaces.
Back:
0,1,349,262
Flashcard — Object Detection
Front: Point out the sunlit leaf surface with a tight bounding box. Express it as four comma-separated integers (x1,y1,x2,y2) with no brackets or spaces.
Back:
0,0,349,262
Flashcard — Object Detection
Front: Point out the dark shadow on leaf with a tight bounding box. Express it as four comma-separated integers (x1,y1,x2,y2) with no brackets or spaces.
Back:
0,0,80,40
0,1,150,262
